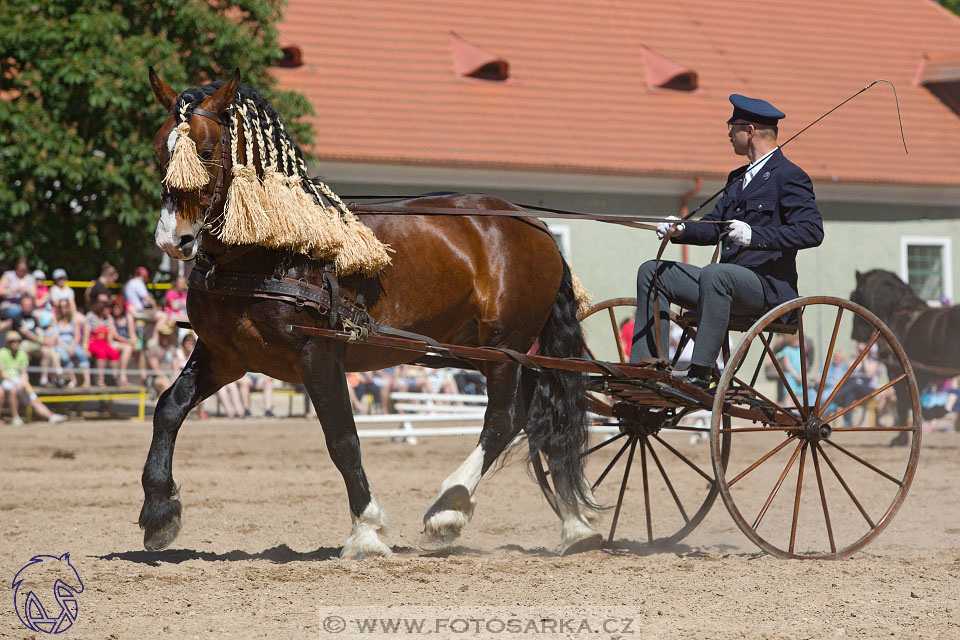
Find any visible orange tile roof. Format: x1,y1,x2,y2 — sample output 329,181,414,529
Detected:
274,0,960,187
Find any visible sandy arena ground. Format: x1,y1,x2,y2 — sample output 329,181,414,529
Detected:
2,416,959,639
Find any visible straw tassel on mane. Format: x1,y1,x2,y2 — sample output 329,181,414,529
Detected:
163,122,208,191
172,83,393,275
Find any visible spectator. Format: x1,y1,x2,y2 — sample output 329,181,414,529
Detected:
123,266,157,314
32,270,49,308
9,294,43,364
237,373,275,418
619,317,634,360
216,381,244,418
35,308,62,387
163,275,189,326
146,324,177,395
0,257,37,321
86,263,118,308
54,299,91,388
1,331,67,425
85,300,121,386
109,295,138,386
49,269,77,315
354,371,391,413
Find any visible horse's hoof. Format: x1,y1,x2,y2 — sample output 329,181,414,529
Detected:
143,515,182,551
561,533,603,556
419,485,474,551
417,524,463,552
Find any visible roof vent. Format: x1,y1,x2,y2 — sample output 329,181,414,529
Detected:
915,54,960,116
641,46,698,92
277,45,303,68
449,31,509,81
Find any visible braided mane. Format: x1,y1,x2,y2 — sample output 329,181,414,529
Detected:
170,81,391,276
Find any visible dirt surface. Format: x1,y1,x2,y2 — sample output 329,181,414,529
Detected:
2,417,959,639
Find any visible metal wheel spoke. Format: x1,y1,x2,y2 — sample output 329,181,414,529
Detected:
811,446,836,554
663,424,712,433
797,310,811,417
816,443,876,529
814,307,844,414
730,375,803,426
652,434,714,484
647,440,690,525
609,307,627,363
822,374,906,424
640,439,653,542
608,438,638,543
789,443,808,554
829,426,913,432
728,436,797,487
752,441,804,531
820,330,882,413
757,333,807,419
591,436,633,491
720,426,796,433
583,431,628,457
823,439,903,486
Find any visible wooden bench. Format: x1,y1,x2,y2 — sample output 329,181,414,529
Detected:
28,386,148,421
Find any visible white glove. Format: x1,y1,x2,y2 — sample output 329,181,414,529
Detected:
657,216,685,240
728,220,752,246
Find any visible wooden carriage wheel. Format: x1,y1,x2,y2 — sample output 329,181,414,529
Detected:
710,297,922,559
533,298,727,549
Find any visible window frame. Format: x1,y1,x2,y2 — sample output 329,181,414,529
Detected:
899,235,953,305
546,223,571,261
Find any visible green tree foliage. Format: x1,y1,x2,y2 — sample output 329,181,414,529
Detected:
943,0,959,16
0,0,315,279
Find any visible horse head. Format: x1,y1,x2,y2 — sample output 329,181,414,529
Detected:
150,68,240,260
850,269,927,341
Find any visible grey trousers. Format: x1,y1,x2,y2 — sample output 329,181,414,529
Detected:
629,260,766,368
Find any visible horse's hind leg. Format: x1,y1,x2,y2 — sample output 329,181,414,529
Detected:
301,343,391,559
139,340,240,551
419,362,527,551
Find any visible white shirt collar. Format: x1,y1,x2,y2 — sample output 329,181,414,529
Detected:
742,147,778,188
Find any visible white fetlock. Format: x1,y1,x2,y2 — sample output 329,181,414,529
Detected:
341,498,392,559
557,484,603,556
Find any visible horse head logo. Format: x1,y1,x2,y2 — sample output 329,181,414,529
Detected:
12,553,84,634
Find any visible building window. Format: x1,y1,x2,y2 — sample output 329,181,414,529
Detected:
900,236,952,304
547,224,571,260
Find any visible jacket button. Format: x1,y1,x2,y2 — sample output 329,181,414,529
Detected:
757,204,763,210
735,207,741,213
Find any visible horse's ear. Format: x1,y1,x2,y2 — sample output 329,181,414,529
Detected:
149,67,179,112
199,69,241,117
855,270,863,285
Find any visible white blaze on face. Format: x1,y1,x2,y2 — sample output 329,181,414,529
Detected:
166,127,179,154
155,192,200,260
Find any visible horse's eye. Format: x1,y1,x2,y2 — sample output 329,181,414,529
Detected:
198,148,215,161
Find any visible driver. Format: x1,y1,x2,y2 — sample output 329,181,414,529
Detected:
628,94,824,388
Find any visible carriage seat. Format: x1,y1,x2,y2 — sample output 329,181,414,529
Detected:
672,311,798,335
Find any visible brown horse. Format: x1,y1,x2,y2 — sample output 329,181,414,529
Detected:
140,69,602,557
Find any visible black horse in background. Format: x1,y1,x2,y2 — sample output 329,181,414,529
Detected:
850,269,960,442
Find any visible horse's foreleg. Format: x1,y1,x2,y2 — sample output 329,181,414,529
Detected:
302,344,390,559
419,362,527,551
139,341,239,551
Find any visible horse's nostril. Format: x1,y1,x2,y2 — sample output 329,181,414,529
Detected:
179,235,195,249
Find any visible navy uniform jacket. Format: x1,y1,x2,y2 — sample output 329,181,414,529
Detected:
677,148,824,308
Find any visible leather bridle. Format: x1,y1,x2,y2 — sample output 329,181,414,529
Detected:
162,106,232,236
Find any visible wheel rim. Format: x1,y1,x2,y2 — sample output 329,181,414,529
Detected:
710,297,922,559
533,299,725,548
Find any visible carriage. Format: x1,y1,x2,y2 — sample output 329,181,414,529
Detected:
291,292,923,560
142,69,922,561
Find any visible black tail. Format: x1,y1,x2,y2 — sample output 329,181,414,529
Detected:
525,260,593,509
